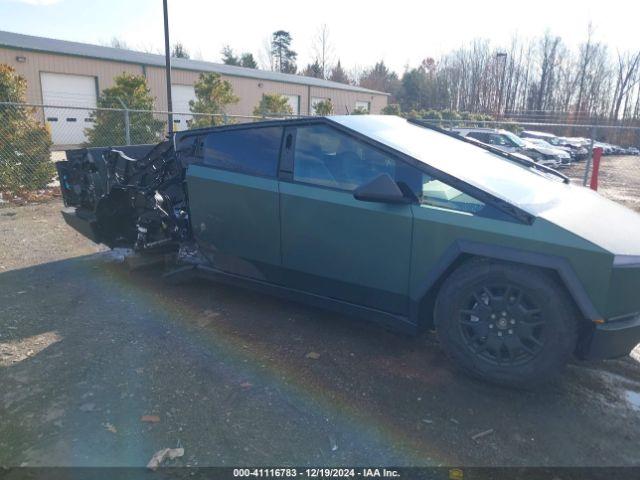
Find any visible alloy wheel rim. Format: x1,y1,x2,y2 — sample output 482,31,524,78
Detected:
458,284,546,366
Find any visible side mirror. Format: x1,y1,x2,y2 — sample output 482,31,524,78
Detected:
353,173,411,204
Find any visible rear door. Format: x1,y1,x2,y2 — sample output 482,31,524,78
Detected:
278,123,420,316
186,126,284,282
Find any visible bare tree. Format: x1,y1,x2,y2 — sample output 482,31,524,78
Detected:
311,24,334,79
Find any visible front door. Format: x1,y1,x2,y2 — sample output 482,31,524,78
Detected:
279,123,420,315
186,125,284,282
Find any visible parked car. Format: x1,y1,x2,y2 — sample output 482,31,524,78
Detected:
521,138,572,166
56,115,640,388
519,130,576,160
549,136,591,160
453,128,562,168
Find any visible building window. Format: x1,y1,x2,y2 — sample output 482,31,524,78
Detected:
310,97,329,115
203,127,283,177
284,94,300,115
355,101,370,112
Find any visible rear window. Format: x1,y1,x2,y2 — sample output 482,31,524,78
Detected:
203,127,283,177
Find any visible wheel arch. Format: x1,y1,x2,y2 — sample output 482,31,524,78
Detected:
410,240,601,332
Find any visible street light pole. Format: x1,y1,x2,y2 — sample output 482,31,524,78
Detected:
163,0,173,135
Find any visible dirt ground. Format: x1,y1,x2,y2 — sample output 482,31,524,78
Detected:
1,157,640,468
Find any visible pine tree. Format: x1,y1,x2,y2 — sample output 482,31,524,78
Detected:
0,64,54,194
84,73,165,146
189,72,239,127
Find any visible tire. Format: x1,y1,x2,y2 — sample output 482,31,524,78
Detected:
434,258,579,388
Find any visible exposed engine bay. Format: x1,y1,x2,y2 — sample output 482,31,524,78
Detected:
56,141,191,253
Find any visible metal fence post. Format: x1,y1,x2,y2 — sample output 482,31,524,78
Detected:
583,125,597,186
116,98,131,145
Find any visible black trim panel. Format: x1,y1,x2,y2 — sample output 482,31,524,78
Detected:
579,314,640,360
165,264,417,334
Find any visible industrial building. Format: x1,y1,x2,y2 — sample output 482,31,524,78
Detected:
0,30,388,145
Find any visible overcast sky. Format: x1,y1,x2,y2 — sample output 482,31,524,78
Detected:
1,0,639,73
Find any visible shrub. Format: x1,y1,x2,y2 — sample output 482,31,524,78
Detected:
189,72,239,128
0,64,54,194
381,103,401,116
313,99,333,116
253,94,293,117
84,73,165,146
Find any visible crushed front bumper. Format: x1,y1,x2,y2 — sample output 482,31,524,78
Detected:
61,207,100,244
580,314,640,360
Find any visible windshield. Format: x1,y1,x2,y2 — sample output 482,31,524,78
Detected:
330,116,571,213
503,131,526,147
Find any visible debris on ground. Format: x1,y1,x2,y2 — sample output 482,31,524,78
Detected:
240,382,253,389
141,415,161,423
305,352,321,359
328,434,338,452
471,429,495,441
103,422,117,433
146,447,184,470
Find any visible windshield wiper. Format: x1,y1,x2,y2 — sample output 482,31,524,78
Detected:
408,119,571,184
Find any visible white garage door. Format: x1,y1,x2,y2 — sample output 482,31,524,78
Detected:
171,84,196,130
40,73,97,146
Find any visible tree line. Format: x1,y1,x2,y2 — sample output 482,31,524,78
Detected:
207,25,640,124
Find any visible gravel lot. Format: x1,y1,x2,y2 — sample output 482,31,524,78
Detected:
1,157,640,468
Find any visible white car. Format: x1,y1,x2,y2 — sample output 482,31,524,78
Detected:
522,138,572,165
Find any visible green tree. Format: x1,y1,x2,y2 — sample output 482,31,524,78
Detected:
240,53,257,69
222,47,257,69
271,30,297,74
314,99,333,115
381,103,401,115
253,93,293,117
221,45,240,65
302,60,324,79
84,73,164,146
172,42,190,59
0,64,54,194
360,61,400,97
329,60,350,84
189,72,239,127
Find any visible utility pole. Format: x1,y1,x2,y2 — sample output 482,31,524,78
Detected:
163,0,173,135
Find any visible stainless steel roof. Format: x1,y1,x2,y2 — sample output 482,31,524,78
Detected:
0,30,388,96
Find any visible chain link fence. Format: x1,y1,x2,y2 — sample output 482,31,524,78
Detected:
0,101,300,200
1,101,639,211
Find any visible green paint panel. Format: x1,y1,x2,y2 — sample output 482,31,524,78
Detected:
186,165,281,280
279,181,413,314
409,204,613,315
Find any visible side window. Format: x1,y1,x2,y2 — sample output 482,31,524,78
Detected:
420,175,486,214
293,124,422,194
467,132,488,143
203,127,283,177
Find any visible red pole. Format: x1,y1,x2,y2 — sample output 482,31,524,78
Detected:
590,147,603,191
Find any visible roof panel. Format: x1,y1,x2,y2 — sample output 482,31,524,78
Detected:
0,30,388,96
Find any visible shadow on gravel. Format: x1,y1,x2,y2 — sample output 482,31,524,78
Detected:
1,252,640,467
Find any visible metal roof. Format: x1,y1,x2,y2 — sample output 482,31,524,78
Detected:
0,30,388,96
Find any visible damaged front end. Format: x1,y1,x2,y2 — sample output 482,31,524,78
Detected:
56,141,190,253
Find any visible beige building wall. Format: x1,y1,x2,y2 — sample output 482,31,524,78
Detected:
0,46,388,116
0,47,143,105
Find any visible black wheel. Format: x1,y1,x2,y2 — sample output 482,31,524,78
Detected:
434,259,579,388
